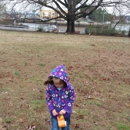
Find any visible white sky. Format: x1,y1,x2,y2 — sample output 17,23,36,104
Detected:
6,0,130,15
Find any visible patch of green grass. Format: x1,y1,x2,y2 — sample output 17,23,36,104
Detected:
94,100,102,106
30,75,35,80
78,83,83,88
24,62,28,66
120,84,128,88
86,100,102,106
87,100,93,105
14,71,20,76
37,54,40,57
14,111,21,117
117,123,130,130
78,109,88,115
5,118,14,123
36,79,42,85
30,100,46,110
38,63,45,66
92,115,99,121
0,86,10,93
119,84,130,94
92,76,97,80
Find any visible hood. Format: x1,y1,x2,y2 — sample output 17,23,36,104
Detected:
49,64,69,86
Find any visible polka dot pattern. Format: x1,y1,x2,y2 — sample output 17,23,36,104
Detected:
49,64,69,86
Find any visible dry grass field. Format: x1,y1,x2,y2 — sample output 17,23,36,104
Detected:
0,30,130,130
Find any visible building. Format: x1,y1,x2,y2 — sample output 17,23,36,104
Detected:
40,9,58,19
40,9,67,20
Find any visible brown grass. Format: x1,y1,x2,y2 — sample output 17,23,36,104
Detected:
0,30,130,130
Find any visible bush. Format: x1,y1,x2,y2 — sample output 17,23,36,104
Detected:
85,24,103,35
101,28,116,36
37,27,43,32
121,30,126,35
85,24,117,36
128,28,130,37
85,27,89,34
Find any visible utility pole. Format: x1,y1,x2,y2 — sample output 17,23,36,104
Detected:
102,9,105,24
32,10,36,30
32,10,36,23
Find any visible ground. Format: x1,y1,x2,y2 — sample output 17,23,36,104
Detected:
0,30,130,130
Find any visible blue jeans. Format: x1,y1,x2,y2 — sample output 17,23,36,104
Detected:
51,116,70,130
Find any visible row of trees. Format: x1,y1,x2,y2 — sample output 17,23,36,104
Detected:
1,0,130,33
88,8,112,23
0,2,6,18
88,8,130,25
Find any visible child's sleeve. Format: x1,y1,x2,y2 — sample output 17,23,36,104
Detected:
64,85,76,114
46,85,54,112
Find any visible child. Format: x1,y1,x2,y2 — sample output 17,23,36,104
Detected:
44,64,76,130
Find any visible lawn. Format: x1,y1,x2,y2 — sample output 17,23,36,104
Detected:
0,30,130,130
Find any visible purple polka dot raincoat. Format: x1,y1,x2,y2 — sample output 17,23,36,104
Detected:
46,64,76,117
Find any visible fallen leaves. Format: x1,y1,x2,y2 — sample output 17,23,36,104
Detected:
75,124,80,129
26,124,36,130
0,31,130,130
76,114,84,120
125,103,130,108
19,118,24,123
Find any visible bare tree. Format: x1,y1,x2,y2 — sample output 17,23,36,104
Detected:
0,2,6,19
110,1,130,29
1,0,130,33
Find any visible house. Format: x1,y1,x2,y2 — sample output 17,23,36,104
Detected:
40,9,58,19
125,15,130,23
40,9,67,20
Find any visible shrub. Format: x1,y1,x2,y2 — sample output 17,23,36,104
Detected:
128,28,130,37
37,27,43,32
85,27,89,34
101,28,116,36
85,24,117,36
121,30,126,35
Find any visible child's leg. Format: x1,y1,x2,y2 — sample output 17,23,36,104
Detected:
51,116,60,130
62,116,71,130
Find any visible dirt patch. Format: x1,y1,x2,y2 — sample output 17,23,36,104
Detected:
0,118,7,130
0,72,12,79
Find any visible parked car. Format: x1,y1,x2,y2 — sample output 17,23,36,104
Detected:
49,25,59,32
42,25,59,32
43,26,49,32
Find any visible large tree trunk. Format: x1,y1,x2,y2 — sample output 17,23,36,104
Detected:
128,28,130,37
66,20,75,33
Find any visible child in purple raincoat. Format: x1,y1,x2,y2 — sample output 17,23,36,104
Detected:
44,64,76,130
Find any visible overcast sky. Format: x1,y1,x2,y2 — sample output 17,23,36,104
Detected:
6,0,130,15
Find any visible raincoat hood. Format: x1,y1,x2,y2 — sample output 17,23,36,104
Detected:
49,64,69,86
